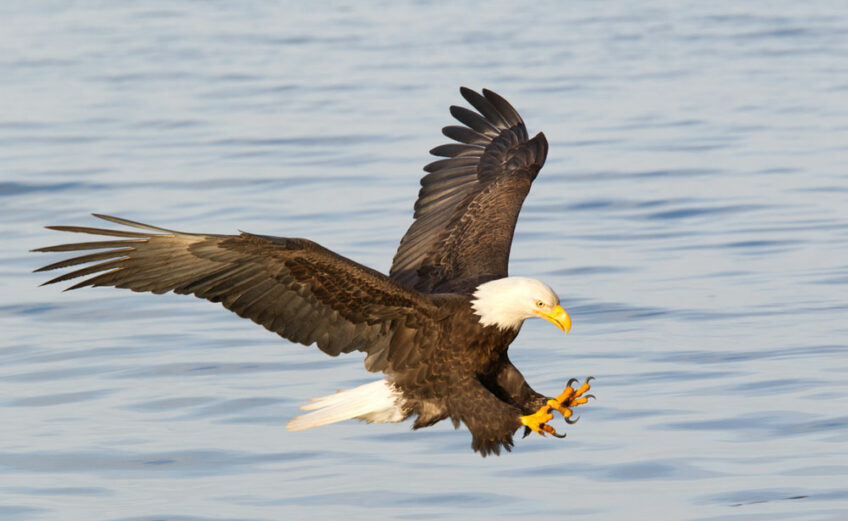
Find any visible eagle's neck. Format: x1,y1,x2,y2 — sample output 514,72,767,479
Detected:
470,277,537,331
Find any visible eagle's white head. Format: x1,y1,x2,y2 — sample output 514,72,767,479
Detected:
470,276,571,332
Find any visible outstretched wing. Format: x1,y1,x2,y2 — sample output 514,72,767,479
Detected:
390,87,548,294
33,214,440,372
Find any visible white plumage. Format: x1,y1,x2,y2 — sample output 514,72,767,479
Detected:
286,379,406,431
471,277,560,330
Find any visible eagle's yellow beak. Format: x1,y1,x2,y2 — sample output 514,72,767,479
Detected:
538,304,571,334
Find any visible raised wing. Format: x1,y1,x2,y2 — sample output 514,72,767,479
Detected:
390,87,548,294
33,214,441,372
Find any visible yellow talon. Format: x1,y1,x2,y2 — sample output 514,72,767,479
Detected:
555,387,575,403
549,377,594,420
520,404,554,436
547,398,573,419
520,377,595,439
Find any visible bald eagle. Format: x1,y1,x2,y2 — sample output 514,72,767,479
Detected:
34,87,593,456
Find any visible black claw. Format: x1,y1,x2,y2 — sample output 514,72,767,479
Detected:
566,377,578,388
585,376,595,384
565,415,581,424
550,431,567,439
585,394,596,401
522,426,532,439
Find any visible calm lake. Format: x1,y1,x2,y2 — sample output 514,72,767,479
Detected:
1,2,847,520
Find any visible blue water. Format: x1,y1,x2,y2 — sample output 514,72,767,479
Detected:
2,2,847,520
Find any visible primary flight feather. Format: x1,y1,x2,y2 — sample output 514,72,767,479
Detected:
35,87,593,456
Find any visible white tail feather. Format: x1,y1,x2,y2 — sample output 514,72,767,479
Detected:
286,380,406,431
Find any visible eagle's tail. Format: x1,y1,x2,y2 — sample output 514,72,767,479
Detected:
286,379,406,431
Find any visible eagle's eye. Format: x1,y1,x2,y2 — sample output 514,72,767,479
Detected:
536,300,545,308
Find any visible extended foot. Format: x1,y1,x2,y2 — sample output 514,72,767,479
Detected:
520,404,564,438
547,377,594,423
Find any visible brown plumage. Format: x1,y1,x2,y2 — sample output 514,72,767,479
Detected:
391,87,547,293
34,87,580,456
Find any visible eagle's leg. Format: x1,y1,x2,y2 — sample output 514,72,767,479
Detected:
547,376,594,423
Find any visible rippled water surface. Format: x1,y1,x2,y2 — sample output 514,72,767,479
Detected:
2,2,847,520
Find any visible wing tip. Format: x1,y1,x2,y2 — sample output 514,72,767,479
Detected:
458,86,480,105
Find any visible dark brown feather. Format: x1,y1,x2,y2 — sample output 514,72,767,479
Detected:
390,87,548,293
33,215,442,370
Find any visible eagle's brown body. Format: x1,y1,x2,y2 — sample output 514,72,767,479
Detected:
389,298,547,454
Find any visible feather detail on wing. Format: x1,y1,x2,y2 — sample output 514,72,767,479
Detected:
390,87,548,293
33,214,440,372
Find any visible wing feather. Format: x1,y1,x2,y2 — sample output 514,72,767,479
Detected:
480,88,525,130
449,106,501,136
441,126,490,145
34,215,442,372
457,87,509,128
420,165,477,185
35,249,131,274
390,87,548,293
422,156,479,173
429,143,485,158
